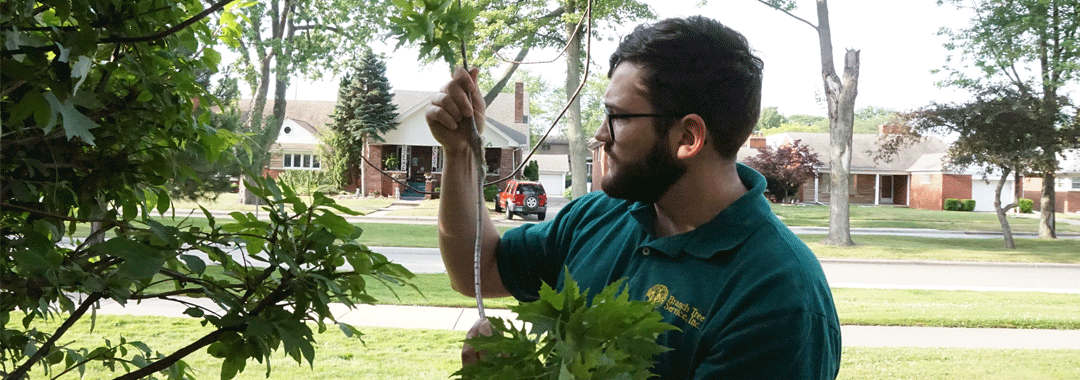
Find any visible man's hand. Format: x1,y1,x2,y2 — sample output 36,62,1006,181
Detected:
461,317,493,366
426,66,486,154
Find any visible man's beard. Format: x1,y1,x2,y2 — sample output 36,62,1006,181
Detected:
601,138,688,203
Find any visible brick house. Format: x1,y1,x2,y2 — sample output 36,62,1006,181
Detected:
589,125,1080,213
245,82,531,199
1020,150,1080,213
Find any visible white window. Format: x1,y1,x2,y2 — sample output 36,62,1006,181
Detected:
283,153,320,169
1072,177,1080,190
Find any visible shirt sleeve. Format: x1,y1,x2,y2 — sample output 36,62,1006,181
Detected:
692,309,842,379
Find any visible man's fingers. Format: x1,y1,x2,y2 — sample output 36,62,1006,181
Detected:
462,318,493,366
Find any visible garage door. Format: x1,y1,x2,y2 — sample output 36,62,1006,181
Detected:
970,179,1015,212
539,173,566,197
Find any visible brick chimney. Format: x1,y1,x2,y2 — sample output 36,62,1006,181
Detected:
879,123,906,135
746,133,766,149
514,81,524,123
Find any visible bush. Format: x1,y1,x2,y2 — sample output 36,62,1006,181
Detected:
1019,198,1034,213
484,184,499,202
563,187,573,201
944,198,961,211
960,199,976,212
523,160,539,181
277,170,336,195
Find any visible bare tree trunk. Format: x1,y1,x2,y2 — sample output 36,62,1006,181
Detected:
993,166,1016,249
565,3,588,198
815,0,858,247
1040,171,1057,238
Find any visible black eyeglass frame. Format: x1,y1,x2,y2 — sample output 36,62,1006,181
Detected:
603,108,684,143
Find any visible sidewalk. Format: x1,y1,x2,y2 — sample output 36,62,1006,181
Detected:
91,295,1080,350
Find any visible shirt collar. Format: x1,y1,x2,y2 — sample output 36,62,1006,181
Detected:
629,163,772,259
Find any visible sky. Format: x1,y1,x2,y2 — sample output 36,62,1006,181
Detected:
280,0,978,117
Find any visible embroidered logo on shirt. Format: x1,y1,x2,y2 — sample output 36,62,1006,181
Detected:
648,284,705,328
646,284,669,305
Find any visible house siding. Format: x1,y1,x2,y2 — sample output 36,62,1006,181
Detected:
943,174,972,204
907,173,970,210
1021,177,1080,213
909,174,940,210
851,174,876,204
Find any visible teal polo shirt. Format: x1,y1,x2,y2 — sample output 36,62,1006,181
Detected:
497,164,841,379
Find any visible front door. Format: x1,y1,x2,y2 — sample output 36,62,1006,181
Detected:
880,175,894,204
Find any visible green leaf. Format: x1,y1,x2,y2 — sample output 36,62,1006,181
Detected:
44,91,99,145
179,254,206,275
137,90,154,102
93,238,166,280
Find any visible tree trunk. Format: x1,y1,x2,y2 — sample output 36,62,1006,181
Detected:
1040,170,1057,238
993,166,1015,249
815,0,857,247
565,4,588,198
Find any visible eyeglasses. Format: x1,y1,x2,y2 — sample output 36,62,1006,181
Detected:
603,108,683,143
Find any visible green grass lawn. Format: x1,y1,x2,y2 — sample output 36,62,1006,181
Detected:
21,314,1080,380
799,235,1080,264
129,216,1080,263
142,269,1079,330
171,192,400,215
771,203,1080,234
170,191,1080,234
365,275,1080,330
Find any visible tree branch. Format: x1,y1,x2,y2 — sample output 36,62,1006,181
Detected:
110,324,245,380
754,0,818,30
2,0,239,57
104,0,240,43
6,293,105,380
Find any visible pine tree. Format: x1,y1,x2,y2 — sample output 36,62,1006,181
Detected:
327,51,400,188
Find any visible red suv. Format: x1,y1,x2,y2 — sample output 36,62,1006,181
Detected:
495,180,547,220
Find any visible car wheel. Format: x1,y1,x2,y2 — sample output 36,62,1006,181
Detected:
505,206,513,220
536,212,546,221
524,196,539,208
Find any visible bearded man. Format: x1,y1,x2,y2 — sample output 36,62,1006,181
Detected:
426,16,841,379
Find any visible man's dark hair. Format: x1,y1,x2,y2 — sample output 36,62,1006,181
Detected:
609,16,763,160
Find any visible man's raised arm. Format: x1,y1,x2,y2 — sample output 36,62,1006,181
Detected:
425,67,510,298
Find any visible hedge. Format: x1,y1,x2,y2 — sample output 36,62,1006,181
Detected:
1019,198,1034,213
944,198,961,211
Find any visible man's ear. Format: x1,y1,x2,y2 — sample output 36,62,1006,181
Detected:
675,114,707,160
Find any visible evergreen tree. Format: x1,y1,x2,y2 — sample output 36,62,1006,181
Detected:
327,51,400,188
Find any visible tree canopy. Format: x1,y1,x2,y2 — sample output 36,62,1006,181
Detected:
324,51,399,188
744,139,823,203
879,86,1049,248
937,0,1080,238
2,1,412,379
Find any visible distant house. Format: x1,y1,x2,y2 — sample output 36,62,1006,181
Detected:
767,128,949,208
1020,149,1080,213
587,125,1059,212
528,135,571,194
241,82,531,199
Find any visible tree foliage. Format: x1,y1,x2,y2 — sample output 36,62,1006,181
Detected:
229,0,386,203
743,140,823,203
878,86,1070,248
1,1,412,379
454,275,676,380
325,51,399,189
937,0,1080,238
757,107,897,135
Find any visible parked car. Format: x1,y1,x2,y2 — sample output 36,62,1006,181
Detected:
495,180,547,220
